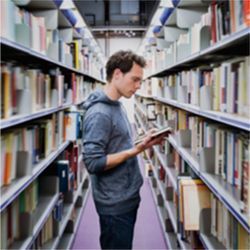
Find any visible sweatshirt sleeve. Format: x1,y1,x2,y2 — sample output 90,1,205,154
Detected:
82,112,112,174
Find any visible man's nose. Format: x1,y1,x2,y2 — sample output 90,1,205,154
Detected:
135,82,141,90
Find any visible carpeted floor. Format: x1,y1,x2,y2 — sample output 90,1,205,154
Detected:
71,156,167,250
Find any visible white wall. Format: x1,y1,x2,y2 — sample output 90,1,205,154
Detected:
97,37,142,123
97,37,141,56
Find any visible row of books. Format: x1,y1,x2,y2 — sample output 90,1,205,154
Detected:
80,45,105,80
210,192,247,249
1,112,64,187
1,0,75,68
0,0,104,80
33,213,54,248
1,146,87,250
1,180,39,249
0,108,85,187
144,0,249,75
1,63,98,120
1,65,65,119
177,176,249,249
142,56,250,118
134,100,249,219
161,106,249,191
61,143,83,191
210,0,250,44
1,0,47,54
146,142,249,249
148,145,203,248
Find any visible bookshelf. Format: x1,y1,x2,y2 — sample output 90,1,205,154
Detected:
0,0,104,249
1,140,70,212
146,27,249,79
136,94,250,131
0,37,105,84
136,0,249,249
0,103,72,129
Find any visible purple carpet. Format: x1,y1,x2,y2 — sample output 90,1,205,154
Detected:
71,157,167,249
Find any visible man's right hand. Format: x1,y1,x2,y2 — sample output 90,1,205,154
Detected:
135,128,170,153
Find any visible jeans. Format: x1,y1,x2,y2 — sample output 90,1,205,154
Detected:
99,207,138,249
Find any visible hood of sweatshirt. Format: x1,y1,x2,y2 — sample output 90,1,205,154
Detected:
83,89,120,110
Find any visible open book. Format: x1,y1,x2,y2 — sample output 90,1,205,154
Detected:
134,126,172,145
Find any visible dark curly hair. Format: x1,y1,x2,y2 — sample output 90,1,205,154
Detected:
106,50,146,82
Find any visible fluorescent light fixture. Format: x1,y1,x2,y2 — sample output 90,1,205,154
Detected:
59,0,75,9
150,7,164,26
72,9,87,28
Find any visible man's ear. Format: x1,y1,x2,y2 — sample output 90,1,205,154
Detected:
113,68,122,80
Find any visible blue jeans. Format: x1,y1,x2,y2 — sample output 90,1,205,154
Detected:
99,207,138,249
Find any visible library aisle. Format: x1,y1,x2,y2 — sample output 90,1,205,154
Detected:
72,157,168,249
1,0,250,249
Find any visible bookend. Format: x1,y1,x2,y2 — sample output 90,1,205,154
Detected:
64,191,74,204
157,192,164,207
199,208,211,235
176,129,191,147
16,151,32,177
82,178,89,190
16,89,32,115
165,186,173,201
75,196,83,208
151,177,157,188
198,147,215,173
200,85,212,110
65,219,74,234
199,208,226,249
165,218,174,232
200,26,211,51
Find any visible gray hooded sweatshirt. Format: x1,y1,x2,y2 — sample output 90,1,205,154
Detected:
82,90,143,215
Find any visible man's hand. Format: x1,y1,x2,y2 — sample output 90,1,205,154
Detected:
105,129,171,171
135,128,170,153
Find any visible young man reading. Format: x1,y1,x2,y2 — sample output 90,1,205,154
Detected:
82,50,168,249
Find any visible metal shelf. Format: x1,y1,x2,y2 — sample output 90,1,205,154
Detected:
153,147,177,192
135,108,250,233
0,37,105,84
0,141,70,212
168,135,250,233
154,96,250,131
0,103,72,130
148,178,179,250
41,178,89,250
135,94,250,131
146,28,250,78
199,233,226,250
10,193,59,250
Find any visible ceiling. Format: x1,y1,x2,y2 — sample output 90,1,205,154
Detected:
74,0,159,38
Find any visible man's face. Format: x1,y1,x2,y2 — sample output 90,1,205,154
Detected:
113,63,143,98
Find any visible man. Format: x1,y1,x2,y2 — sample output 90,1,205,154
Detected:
82,50,168,249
